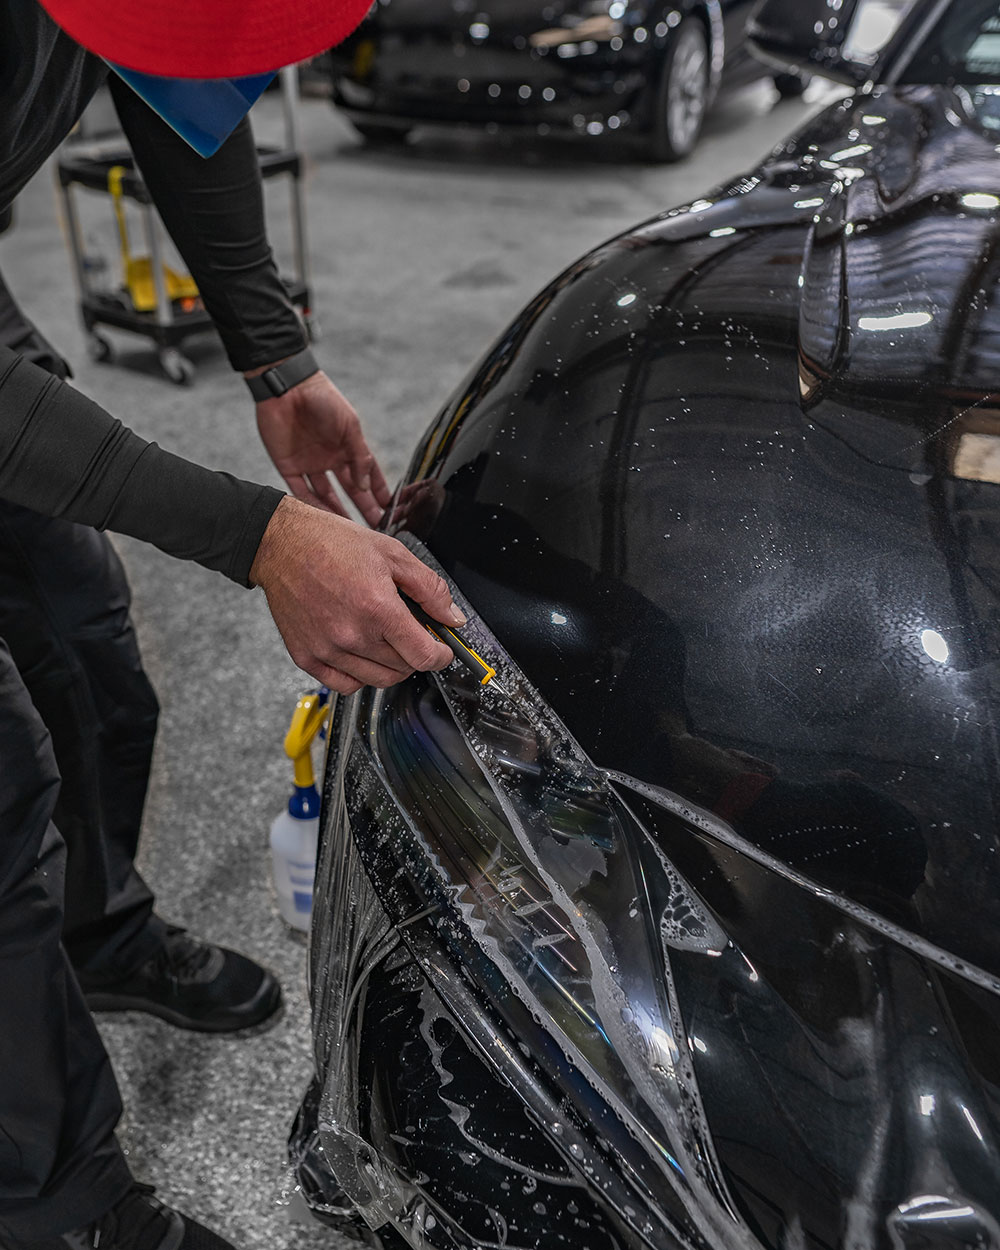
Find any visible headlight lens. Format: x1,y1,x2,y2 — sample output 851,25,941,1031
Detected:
347,538,751,1239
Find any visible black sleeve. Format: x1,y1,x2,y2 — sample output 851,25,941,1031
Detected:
0,346,283,585
108,75,308,374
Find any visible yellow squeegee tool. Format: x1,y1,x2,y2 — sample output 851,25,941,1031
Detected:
107,164,200,314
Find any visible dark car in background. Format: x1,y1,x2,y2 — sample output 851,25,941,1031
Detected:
329,0,807,161
293,1,1000,1246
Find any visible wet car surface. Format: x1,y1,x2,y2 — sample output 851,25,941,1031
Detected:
328,0,805,161
294,2,1000,1246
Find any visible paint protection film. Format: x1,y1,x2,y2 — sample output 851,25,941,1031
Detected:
311,538,766,1248
308,540,1000,1249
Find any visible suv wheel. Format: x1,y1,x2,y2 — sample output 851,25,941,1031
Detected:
649,16,710,162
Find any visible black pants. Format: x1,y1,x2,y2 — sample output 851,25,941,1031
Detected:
0,270,156,1238
0,643,133,1240
0,503,166,979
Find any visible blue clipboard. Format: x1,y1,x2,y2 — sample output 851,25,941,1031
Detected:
108,64,277,157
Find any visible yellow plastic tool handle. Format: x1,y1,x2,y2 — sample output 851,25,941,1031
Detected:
107,165,133,272
283,692,331,788
402,595,497,686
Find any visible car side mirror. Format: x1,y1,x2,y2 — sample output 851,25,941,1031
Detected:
747,0,871,86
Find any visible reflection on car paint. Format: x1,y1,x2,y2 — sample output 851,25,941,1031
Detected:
299,11,1000,1242
359,547,755,1245
393,83,1000,992
306,556,1000,1246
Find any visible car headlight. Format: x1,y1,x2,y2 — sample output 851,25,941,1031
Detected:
331,535,756,1242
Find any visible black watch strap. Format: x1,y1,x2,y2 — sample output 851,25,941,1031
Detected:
245,346,320,401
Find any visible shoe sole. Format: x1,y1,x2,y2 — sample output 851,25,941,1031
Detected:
84,974,283,1033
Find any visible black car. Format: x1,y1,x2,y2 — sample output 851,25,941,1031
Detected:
293,1,1000,1246
329,0,807,161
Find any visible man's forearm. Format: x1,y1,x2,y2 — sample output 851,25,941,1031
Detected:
0,347,282,584
109,75,307,374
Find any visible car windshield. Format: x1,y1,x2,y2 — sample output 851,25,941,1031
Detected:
898,0,1000,84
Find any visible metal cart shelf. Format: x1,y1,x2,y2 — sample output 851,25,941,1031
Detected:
55,73,313,385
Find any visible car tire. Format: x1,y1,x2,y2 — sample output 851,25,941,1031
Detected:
351,120,413,146
648,16,710,162
773,71,809,98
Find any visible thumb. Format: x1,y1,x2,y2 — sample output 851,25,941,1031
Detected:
392,549,466,628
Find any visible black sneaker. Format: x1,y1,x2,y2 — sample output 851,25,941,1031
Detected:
80,926,281,1033
16,1184,235,1250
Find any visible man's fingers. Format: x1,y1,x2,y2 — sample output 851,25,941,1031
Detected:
337,425,393,518
379,597,455,673
332,461,386,527
254,499,464,692
395,616,456,673
339,426,378,496
367,460,392,509
334,651,417,689
307,470,350,515
306,663,364,696
292,464,382,526
302,645,418,690
351,488,387,529
328,635,420,676
392,551,466,629
283,472,312,502
285,472,349,517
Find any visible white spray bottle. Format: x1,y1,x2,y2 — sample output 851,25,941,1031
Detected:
270,688,330,931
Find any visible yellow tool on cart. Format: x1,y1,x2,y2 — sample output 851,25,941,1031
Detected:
55,66,314,385
107,165,199,315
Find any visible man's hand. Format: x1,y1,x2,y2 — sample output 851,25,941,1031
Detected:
254,370,391,525
250,496,464,694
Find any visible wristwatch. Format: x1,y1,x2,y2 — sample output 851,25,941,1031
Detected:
244,346,320,401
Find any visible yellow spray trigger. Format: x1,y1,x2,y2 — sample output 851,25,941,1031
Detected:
283,692,331,789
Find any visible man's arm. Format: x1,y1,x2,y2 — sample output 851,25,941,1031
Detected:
108,77,302,374
0,345,278,583
0,346,462,691
108,78,390,522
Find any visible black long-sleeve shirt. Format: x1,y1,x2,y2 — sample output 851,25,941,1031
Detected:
0,0,305,584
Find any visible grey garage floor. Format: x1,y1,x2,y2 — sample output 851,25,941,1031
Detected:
1,78,829,1249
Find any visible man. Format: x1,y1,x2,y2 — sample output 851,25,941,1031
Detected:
0,0,463,1247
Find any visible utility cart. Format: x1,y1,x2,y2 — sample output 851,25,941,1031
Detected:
55,68,313,385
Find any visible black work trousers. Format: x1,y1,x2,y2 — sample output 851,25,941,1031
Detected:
0,643,133,1240
0,269,158,1238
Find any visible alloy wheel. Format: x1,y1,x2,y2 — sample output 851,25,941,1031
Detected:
664,20,709,156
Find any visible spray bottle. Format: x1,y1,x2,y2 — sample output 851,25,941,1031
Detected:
270,688,330,931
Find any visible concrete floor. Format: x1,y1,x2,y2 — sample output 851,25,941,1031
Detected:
0,78,831,1249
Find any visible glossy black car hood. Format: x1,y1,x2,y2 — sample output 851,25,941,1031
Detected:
392,84,1000,993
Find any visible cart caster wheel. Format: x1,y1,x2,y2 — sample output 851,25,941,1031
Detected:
87,332,114,364
159,348,194,385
